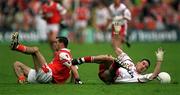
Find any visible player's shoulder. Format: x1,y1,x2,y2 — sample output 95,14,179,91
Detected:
59,48,71,53
109,3,114,10
120,3,127,9
58,48,72,60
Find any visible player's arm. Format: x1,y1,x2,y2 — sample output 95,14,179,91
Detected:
122,8,131,21
59,52,82,84
149,48,164,80
56,3,67,25
138,48,164,82
69,65,82,84
56,3,67,16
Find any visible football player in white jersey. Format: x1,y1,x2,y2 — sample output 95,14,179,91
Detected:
71,47,164,84
109,0,131,48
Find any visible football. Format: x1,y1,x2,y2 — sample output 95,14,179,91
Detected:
157,72,171,83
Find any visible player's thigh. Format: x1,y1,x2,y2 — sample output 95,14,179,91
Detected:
98,69,112,84
32,53,48,69
15,61,31,76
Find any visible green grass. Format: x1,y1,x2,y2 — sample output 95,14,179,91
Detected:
0,42,180,95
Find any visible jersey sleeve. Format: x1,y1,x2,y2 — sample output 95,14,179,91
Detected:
59,52,72,67
123,8,131,21
116,52,135,71
138,73,153,82
115,73,153,83
115,77,139,83
56,4,67,15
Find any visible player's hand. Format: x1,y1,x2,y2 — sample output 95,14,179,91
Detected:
75,78,83,84
156,48,164,61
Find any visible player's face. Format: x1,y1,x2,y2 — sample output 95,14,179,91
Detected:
136,60,149,74
51,40,58,51
53,39,63,51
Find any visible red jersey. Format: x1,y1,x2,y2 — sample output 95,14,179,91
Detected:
48,48,72,83
75,7,90,21
42,2,66,24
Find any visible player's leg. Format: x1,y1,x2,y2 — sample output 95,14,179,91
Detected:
12,45,47,70
48,31,58,51
28,48,52,83
98,60,119,84
13,61,31,83
71,55,114,65
98,62,113,84
93,55,114,63
111,25,123,51
120,24,131,47
47,24,59,51
32,51,49,72
112,35,121,51
10,32,41,54
11,32,50,77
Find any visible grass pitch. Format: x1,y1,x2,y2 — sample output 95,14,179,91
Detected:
0,42,179,95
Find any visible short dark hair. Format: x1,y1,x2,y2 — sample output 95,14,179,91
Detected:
141,58,151,68
56,36,68,48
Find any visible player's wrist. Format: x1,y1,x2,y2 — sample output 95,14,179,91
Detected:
74,78,83,84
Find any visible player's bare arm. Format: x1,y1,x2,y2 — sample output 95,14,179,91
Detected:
70,65,82,84
149,48,164,80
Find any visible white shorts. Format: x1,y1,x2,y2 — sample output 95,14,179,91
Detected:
27,66,53,83
75,20,88,30
47,24,59,33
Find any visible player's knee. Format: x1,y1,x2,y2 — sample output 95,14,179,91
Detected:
33,47,39,53
13,61,21,67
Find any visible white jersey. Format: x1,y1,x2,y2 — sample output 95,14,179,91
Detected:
109,3,131,35
109,3,131,20
115,53,152,83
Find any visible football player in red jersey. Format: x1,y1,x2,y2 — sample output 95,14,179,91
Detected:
41,0,67,51
11,32,82,84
